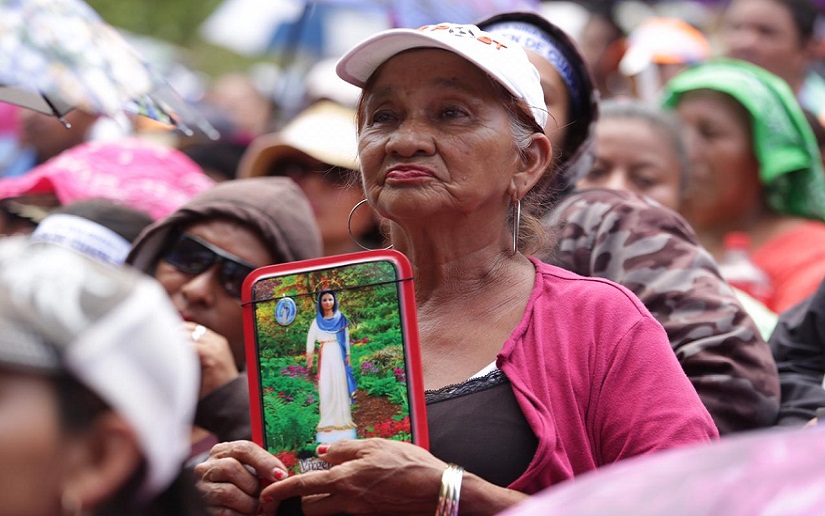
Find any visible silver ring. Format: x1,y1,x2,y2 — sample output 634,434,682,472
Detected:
191,324,207,342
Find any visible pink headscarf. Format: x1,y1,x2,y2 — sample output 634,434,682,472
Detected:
0,137,214,220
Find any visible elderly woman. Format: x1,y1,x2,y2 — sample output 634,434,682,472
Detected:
127,177,322,448
479,11,780,434
195,23,717,514
0,238,201,515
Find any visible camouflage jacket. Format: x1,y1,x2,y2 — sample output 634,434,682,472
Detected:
539,188,780,434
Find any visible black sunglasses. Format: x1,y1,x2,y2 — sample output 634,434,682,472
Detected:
161,233,256,299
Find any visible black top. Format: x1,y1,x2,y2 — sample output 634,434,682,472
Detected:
426,369,538,487
769,277,825,425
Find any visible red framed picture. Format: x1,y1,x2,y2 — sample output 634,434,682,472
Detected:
242,249,428,474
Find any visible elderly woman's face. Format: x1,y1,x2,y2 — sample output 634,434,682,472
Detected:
0,370,66,515
154,219,275,367
358,49,522,221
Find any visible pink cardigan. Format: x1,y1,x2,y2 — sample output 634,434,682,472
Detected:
500,259,719,494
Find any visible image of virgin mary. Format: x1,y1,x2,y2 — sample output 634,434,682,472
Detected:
305,289,358,443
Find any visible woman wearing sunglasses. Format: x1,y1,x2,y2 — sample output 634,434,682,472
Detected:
127,177,323,451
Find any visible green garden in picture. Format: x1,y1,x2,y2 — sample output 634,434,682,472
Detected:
251,260,412,473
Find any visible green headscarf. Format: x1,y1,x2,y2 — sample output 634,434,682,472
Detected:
661,59,825,221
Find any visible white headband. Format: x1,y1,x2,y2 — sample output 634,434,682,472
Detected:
30,214,132,266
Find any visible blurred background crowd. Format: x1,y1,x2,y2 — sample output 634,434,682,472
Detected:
6,0,825,513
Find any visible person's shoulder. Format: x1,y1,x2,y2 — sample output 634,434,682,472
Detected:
541,188,703,276
530,258,649,316
792,220,825,237
560,187,649,207
549,188,691,230
758,220,825,256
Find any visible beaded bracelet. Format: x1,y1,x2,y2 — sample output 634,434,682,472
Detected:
435,463,464,516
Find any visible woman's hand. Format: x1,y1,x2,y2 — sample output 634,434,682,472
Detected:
184,322,240,399
194,440,288,515
260,438,446,515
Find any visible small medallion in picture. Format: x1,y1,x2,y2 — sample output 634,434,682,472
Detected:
274,297,297,326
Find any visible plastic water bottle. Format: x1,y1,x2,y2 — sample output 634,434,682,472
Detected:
717,232,774,306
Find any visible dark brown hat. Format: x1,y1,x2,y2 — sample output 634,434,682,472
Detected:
127,177,323,272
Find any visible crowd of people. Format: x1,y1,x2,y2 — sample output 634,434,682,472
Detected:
4,0,825,514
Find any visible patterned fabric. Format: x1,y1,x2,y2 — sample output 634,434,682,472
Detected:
540,188,781,434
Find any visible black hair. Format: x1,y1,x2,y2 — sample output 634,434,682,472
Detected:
0,199,41,235
776,0,818,42
317,289,339,314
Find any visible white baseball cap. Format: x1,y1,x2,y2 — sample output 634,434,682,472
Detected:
0,237,199,500
336,23,548,129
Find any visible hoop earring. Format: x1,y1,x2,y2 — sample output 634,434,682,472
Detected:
347,199,393,251
512,197,521,255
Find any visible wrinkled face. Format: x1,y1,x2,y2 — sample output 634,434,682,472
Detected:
675,90,762,229
320,293,335,316
722,0,808,87
580,117,684,211
0,370,66,515
526,50,570,149
154,219,275,368
357,49,521,223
